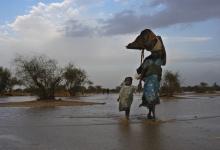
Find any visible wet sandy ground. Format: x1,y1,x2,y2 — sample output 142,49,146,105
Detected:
0,94,220,150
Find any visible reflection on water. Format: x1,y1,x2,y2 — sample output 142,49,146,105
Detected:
0,96,37,103
116,118,163,150
140,122,162,150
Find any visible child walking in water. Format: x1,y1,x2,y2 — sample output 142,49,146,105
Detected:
117,77,136,120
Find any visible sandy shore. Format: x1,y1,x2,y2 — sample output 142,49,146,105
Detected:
0,99,105,107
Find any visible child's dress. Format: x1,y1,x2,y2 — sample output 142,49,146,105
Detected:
118,85,136,111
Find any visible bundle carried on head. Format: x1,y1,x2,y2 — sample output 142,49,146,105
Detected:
126,29,166,66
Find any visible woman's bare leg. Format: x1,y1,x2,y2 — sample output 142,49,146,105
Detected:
152,105,156,119
147,106,153,119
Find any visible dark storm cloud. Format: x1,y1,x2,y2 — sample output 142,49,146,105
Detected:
101,0,220,35
100,10,147,35
64,20,95,37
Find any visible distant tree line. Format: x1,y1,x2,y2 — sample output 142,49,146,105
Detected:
182,82,220,93
1,55,219,100
0,54,120,100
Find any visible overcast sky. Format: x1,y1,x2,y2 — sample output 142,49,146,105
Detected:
0,0,220,88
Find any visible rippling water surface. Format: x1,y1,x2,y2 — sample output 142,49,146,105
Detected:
0,94,220,150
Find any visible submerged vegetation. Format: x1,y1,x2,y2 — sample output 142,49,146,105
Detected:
160,70,181,97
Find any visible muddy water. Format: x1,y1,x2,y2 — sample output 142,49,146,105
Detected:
0,94,220,150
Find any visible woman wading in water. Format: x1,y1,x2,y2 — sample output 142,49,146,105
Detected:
127,29,166,119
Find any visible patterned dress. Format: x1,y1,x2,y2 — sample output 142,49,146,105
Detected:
139,57,163,107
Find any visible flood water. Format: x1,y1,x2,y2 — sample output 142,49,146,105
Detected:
0,94,220,150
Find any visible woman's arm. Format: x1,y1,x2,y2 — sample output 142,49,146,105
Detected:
137,60,150,81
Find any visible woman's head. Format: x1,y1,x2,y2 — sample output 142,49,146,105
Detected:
124,77,133,86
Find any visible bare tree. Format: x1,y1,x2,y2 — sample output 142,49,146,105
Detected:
14,55,63,100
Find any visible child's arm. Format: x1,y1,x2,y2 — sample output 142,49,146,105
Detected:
133,85,138,93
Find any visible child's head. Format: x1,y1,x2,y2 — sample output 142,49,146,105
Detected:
124,77,132,86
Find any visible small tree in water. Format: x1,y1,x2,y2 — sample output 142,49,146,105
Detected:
0,67,20,95
63,63,89,96
0,67,11,95
14,55,63,100
160,70,181,97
